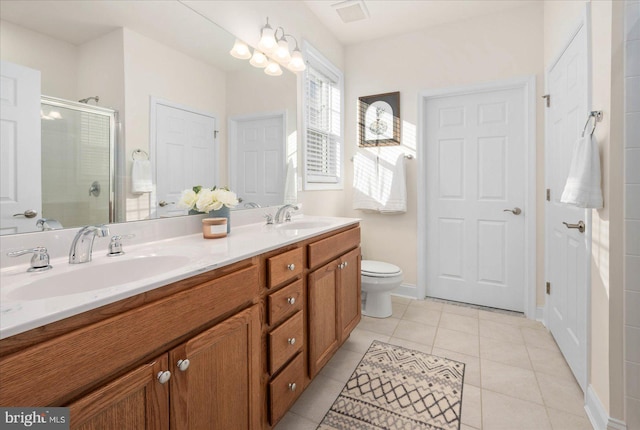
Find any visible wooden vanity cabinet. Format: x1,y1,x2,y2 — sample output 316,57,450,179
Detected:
68,305,261,430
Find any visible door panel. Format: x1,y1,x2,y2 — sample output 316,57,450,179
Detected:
426,86,526,311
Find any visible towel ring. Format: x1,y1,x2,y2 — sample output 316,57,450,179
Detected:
581,111,603,138
132,149,149,161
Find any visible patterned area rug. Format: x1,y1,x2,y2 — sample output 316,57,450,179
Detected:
317,341,465,430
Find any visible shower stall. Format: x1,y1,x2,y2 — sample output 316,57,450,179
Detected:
40,96,116,229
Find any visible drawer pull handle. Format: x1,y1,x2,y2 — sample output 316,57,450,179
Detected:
157,370,171,384
177,359,190,372
287,263,295,271
287,297,296,305
288,337,296,345
288,382,297,391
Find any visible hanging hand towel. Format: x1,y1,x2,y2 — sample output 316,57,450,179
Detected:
379,153,407,214
284,159,298,204
560,134,603,208
352,152,380,211
131,159,153,193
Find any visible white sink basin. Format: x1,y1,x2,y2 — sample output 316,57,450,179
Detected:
276,221,332,230
6,255,192,301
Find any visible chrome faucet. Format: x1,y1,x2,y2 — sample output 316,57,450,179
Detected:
69,225,110,264
274,204,299,223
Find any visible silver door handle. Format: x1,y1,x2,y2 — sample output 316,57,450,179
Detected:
503,207,522,215
563,220,585,233
13,209,38,218
158,200,174,207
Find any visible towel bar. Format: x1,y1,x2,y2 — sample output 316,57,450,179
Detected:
350,154,413,162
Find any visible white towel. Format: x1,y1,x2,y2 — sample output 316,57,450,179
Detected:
560,134,603,208
352,152,407,214
131,159,153,193
284,159,297,204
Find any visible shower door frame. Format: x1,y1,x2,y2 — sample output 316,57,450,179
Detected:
41,95,117,224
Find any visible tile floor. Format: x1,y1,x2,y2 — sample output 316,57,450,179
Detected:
274,296,593,430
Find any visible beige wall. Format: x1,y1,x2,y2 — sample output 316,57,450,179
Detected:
122,28,227,221
342,3,544,290
544,0,626,421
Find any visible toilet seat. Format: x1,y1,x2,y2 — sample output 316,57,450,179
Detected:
361,260,402,278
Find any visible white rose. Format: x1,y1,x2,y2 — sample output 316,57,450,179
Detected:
195,188,217,212
216,189,239,208
177,189,197,210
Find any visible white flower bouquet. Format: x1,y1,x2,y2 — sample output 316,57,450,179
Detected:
177,185,239,213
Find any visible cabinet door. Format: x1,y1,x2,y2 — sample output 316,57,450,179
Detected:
338,247,361,342
68,356,169,430
169,305,261,430
308,260,340,378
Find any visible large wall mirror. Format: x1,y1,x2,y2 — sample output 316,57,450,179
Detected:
0,0,298,236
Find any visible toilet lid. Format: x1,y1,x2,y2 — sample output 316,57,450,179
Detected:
361,260,402,278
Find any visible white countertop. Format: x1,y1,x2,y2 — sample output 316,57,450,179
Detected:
0,216,359,340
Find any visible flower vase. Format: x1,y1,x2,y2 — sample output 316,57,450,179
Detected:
209,206,231,233
188,209,200,216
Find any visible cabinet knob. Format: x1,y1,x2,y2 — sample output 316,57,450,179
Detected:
157,370,171,384
343,261,348,268
287,297,296,305
288,337,296,345
177,359,190,372
288,382,297,391
338,263,344,269
287,263,295,271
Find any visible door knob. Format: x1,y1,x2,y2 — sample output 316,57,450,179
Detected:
287,297,296,305
503,207,522,215
563,220,585,233
158,200,174,207
157,370,171,384
177,359,190,372
13,209,37,218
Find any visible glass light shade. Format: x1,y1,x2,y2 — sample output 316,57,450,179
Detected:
288,48,306,72
274,39,291,63
258,26,277,53
264,61,283,76
229,39,251,59
249,50,268,68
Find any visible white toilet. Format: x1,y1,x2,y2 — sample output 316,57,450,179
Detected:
361,260,403,318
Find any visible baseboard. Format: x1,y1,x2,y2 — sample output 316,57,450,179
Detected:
536,306,546,326
585,385,627,430
392,283,417,299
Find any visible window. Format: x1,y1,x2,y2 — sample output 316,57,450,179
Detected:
302,42,344,190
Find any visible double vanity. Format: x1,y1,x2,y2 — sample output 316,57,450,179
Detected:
0,214,361,429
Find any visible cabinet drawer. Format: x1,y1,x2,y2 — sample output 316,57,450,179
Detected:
268,279,303,326
269,352,304,425
0,265,259,406
308,227,360,269
268,247,303,288
268,311,303,374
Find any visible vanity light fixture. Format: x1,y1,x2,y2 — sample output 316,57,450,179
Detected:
230,17,306,75
230,39,251,59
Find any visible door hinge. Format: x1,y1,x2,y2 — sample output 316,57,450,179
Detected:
546,282,551,295
546,188,551,201
214,130,219,138
542,94,550,107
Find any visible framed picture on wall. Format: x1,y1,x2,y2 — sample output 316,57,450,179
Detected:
358,91,400,147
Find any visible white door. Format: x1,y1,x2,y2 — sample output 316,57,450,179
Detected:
229,114,285,208
545,16,589,391
0,61,41,235
153,102,217,217
425,87,526,312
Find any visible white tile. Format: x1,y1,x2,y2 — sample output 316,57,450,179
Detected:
442,303,480,318
627,326,640,363
521,327,560,351
273,412,318,430
319,347,365,384
480,337,532,369
387,337,433,354
356,316,400,336
482,389,552,430
410,298,445,311
289,374,344,423
341,327,390,355
626,77,640,113
402,305,441,326
461,384,482,429
479,319,524,344
392,319,437,346
626,361,640,399
627,40,640,77
535,372,585,417
434,327,480,357
627,396,640,430
626,185,640,219
627,113,640,148
626,149,640,184
626,220,640,256
439,312,479,335
391,300,409,319
626,256,640,292
480,359,543,404
627,1,640,41
390,294,412,305
527,345,577,382
626,291,640,328
546,407,592,430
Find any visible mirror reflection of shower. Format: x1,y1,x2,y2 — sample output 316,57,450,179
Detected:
78,96,100,104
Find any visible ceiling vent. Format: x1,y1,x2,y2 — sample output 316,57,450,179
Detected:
332,0,370,23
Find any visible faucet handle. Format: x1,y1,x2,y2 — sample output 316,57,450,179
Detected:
7,247,53,272
264,213,274,225
107,234,135,257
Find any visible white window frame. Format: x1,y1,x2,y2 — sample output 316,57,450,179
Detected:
301,40,344,191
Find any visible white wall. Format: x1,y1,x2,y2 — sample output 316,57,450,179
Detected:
342,3,544,289
122,28,227,221
624,1,640,428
